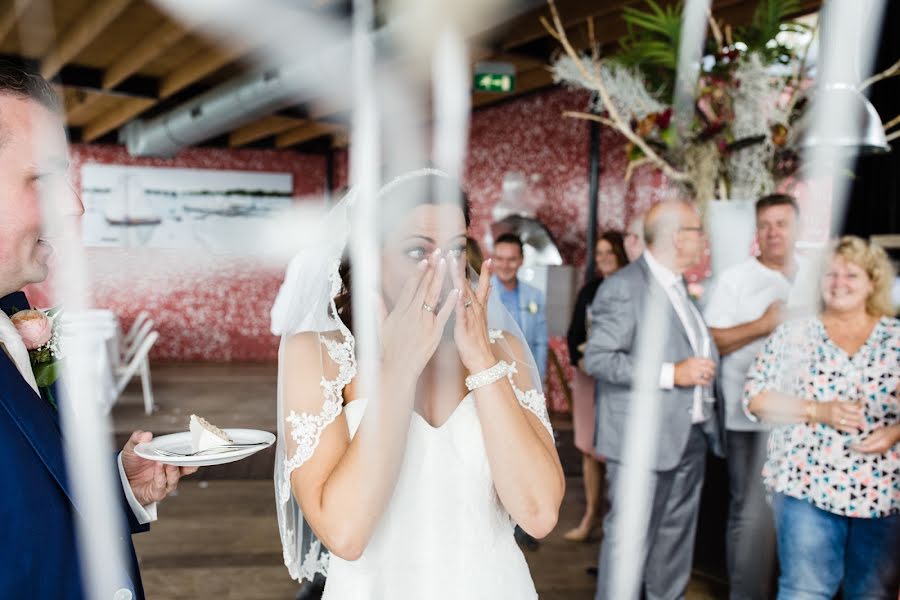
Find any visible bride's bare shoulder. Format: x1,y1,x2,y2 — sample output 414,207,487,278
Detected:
283,330,344,352
283,331,322,354
282,330,351,383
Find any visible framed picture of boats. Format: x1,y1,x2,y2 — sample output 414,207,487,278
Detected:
80,164,294,250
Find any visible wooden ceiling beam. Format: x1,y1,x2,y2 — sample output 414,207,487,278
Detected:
41,0,132,79
330,129,349,149
103,20,186,89
159,41,251,99
82,96,155,142
0,0,34,47
712,0,821,32
498,0,624,50
65,92,106,125
229,115,305,147
275,121,344,148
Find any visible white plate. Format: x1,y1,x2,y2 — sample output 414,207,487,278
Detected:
134,429,276,467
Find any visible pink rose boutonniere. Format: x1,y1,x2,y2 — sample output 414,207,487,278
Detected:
10,308,63,408
687,282,705,302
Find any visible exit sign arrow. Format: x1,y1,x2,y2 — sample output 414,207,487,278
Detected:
473,73,515,93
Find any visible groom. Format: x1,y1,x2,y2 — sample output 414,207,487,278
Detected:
0,63,195,599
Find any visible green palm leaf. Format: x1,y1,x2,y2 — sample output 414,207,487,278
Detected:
739,0,804,55
616,0,682,95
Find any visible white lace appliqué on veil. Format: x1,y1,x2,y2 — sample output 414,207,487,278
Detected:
297,539,331,582
489,330,553,437
278,260,357,576
279,260,357,507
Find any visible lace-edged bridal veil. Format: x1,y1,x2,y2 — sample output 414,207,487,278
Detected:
270,169,553,582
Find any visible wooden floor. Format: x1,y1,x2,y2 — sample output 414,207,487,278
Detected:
115,363,728,599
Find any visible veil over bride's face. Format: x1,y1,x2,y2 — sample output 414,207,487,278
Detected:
380,202,467,312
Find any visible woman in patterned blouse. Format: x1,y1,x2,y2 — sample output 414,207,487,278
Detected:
744,236,899,599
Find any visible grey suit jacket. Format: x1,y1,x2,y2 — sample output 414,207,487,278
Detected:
583,256,725,471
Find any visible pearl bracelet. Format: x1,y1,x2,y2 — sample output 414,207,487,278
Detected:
465,360,515,391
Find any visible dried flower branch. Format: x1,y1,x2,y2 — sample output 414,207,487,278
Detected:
708,10,723,49
539,15,562,43
546,0,690,182
625,157,653,182
563,110,617,129
860,57,900,91
587,17,599,62
882,113,900,133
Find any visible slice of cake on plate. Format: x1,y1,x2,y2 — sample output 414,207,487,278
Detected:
190,414,233,452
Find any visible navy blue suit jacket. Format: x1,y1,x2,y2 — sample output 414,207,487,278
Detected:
0,292,147,599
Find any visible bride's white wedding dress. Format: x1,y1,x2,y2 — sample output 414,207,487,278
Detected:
321,394,539,599
271,170,555,598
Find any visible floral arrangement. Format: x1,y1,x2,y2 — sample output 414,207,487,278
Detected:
543,0,900,203
10,308,63,408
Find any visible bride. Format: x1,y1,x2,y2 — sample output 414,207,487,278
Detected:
271,169,564,599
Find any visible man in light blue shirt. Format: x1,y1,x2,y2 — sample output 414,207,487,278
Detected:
490,233,548,383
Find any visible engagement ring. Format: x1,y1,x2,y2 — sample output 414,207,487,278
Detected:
422,302,435,313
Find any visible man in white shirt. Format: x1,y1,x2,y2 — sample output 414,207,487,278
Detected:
0,63,192,599
703,194,816,600
585,200,724,600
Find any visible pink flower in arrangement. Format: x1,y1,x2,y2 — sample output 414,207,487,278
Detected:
10,310,52,350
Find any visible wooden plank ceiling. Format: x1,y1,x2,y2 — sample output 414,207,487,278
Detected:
0,0,820,153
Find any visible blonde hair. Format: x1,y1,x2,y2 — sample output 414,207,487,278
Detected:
830,236,896,317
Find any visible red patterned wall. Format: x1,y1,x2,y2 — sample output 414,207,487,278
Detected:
27,145,327,361
465,88,674,267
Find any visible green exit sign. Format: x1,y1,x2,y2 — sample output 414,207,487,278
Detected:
474,73,515,93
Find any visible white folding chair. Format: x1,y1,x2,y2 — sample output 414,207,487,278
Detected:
114,330,159,416
122,311,150,349
121,318,155,365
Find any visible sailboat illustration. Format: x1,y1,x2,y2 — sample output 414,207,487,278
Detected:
105,174,162,226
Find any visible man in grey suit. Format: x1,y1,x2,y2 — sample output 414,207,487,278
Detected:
584,200,725,600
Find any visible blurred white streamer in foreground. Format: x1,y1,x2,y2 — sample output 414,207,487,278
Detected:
608,1,709,598
800,0,887,236
348,0,381,427
432,27,471,181
606,297,671,600
37,123,129,598
672,0,712,141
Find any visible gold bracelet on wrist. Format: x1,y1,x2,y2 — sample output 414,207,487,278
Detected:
805,401,817,424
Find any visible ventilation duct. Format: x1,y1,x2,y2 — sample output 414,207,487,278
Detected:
121,27,392,157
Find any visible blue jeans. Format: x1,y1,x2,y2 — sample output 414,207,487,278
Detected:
772,493,900,600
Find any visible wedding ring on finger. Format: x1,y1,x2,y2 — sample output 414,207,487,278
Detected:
422,302,435,313
840,418,847,426
464,299,473,308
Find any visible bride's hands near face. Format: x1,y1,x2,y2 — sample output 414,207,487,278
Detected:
449,257,497,373
380,251,458,374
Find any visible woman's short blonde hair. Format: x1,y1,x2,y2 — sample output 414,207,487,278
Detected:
830,236,896,317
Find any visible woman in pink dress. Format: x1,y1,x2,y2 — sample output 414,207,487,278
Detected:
564,231,629,541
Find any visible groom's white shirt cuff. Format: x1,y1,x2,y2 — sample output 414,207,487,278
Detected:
117,453,158,525
659,363,674,389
